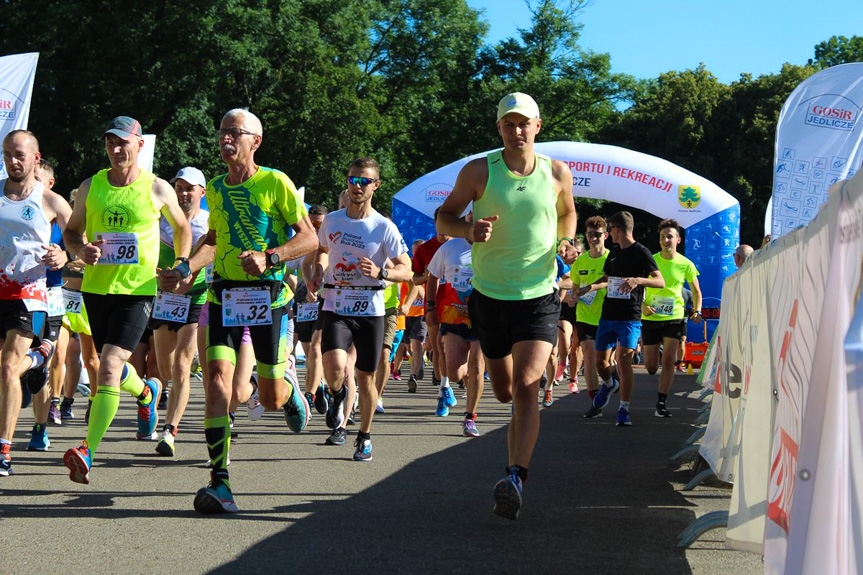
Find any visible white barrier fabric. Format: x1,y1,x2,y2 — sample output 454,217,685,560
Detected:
845,295,863,570
0,52,38,179
701,171,863,572
138,134,156,172
771,63,863,239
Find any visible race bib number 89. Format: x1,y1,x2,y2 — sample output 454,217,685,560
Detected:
333,289,375,317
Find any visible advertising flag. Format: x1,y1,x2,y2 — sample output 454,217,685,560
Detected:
0,52,38,179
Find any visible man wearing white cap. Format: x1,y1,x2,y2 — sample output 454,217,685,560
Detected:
437,93,577,520
149,167,210,457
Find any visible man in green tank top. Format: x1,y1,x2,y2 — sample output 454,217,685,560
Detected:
437,92,577,520
61,116,192,485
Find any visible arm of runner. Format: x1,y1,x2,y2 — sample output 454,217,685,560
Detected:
577,275,608,297
425,272,440,329
622,269,664,292
306,244,329,295
438,158,488,240
63,179,103,265
689,275,703,324
402,282,422,316
41,190,73,270
553,160,577,264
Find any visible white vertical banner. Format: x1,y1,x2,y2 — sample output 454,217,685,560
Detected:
0,52,39,179
771,63,863,239
845,252,863,570
137,134,156,172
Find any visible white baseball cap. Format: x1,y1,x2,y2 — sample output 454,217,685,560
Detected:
170,167,207,188
497,92,541,121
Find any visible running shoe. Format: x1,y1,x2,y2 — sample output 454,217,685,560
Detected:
77,382,91,397
346,412,356,426
462,418,480,437
155,431,176,456
353,436,373,462
375,399,385,414
23,340,54,405
593,376,620,409
493,467,523,520
247,377,264,420
194,474,238,514
158,388,169,411
583,404,603,418
27,425,50,451
542,388,553,407
313,383,329,415
63,444,92,484
610,368,620,394
568,380,579,394
326,427,347,446
539,373,548,390
435,396,449,417
407,375,418,393
283,386,310,433
136,378,162,440
392,368,401,381
206,456,231,468
675,361,685,372
284,355,299,390
59,397,74,420
554,362,566,383
48,401,62,425
0,454,11,477
442,386,457,407
326,386,347,429
616,406,633,427
655,401,671,418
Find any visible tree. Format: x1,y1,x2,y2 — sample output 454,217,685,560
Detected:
809,35,863,68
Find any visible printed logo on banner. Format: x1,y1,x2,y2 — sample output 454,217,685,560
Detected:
0,98,17,122
422,184,451,204
802,95,859,131
678,185,701,209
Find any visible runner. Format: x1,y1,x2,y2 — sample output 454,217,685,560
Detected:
541,253,572,407
373,278,402,413
578,211,664,426
62,116,192,484
150,167,210,456
572,217,610,418
0,130,72,476
411,209,449,390
306,157,411,462
396,238,426,387
426,213,484,435
175,109,316,513
437,93,577,520
641,219,702,417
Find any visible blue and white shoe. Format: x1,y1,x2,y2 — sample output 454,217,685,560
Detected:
137,378,161,440
27,425,50,451
63,444,92,484
353,436,373,462
610,368,620,394
194,475,238,514
592,377,620,410
0,454,12,477
493,467,523,520
442,386,457,407
284,385,310,433
616,406,632,427
326,386,347,430
435,396,449,417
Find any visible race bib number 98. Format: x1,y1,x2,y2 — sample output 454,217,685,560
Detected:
96,233,139,265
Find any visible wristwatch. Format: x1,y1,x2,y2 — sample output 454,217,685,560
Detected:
378,267,389,280
265,249,280,268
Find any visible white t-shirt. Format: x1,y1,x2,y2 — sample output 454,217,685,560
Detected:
320,208,407,317
427,238,472,293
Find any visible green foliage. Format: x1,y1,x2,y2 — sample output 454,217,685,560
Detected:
809,35,863,68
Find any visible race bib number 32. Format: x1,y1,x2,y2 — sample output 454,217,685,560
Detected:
96,233,139,265
222,288,272,327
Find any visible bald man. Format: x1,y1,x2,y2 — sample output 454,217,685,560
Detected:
733,245,753,268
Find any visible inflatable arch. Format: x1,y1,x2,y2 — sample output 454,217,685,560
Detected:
391,141,741,342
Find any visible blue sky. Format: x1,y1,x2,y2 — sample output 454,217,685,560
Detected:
466,0,860,83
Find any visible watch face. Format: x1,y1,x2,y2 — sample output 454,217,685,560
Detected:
268,252,279,266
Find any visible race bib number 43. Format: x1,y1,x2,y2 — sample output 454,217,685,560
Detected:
222,288,272,327
96,233,139,265
152,292,192,323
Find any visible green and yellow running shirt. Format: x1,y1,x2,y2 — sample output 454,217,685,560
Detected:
207,167,307,308
82,169,160,296
642,252,699,321
572,250,609,326
384,282,400,310
471,150,557,301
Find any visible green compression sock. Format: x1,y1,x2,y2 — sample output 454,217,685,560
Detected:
119,363,145,398
204,416,231,473
85,387,121,453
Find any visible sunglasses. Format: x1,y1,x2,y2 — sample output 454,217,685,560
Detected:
347,176,379,187
586,231,604,238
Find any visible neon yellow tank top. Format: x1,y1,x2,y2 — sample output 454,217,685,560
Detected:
82,169,160,296
471,150,557,300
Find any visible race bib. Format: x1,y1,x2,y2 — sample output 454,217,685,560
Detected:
152,292,192,323
451,266,473,291
63,288,83,314
22,297,47,313
652,296,675,316
47,286,65,317
579,286,597,306
333,288,375,317
222,288,272,327
205,263,214,284
296,302,319,323
96,233,139,265
606,277,631,299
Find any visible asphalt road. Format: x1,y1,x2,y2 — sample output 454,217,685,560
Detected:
0,365,762,574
